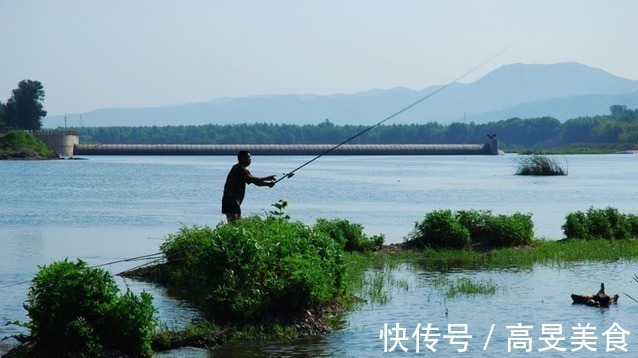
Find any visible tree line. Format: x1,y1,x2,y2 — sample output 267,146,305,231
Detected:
71,105,638,149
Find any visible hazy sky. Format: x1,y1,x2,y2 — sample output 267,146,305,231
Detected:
1,0,637,116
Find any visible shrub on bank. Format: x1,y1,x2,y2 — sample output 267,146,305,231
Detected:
21,259,157,356
457,210,534,247
160,216,345,322
406,209,534,249
313,218,384,252
563,207,638,240
406,210,471,249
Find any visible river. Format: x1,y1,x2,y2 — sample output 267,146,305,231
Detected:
1,154,637,356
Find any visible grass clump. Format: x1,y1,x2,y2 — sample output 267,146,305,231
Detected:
563,207,638,240
314,218,384,252
159,215,345,323
433,276,498,298
515,153,567,176
406,209,534,249
0,130,58,159
16,259,157,357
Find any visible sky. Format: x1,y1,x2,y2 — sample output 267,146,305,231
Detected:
1,0,637,116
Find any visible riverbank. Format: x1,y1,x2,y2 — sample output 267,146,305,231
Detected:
0,131,58,159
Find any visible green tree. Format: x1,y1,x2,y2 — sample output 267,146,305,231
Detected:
560,116,604,143
4,80,47,130
618,123,638,143
0,101,6,130
610,104,628,117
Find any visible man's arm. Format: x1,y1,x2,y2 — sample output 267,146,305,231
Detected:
247,175,276,187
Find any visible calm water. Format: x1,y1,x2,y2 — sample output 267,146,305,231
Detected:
1,154,637,355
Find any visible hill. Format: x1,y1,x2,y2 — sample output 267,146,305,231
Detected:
44,62,638,127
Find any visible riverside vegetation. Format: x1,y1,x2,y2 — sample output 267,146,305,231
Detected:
0,131,58,160
6,205,638,356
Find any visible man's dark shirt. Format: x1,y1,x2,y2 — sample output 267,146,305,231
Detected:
222,164,253,206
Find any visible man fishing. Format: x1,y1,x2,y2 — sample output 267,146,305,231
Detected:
222,150,276,221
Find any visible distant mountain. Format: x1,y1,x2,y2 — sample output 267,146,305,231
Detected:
45,62,638,127
470,91,638,123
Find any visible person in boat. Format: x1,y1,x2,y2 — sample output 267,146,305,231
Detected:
222,150,276,221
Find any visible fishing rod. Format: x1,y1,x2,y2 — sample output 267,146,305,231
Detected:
274,45,511,184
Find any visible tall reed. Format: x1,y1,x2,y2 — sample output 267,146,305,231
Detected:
516,153,567,176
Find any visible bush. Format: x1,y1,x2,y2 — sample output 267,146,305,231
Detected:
456,209,492,243
562,211,589,240
407,210,534,249
313,218,384,252
563,207,637,240
629,215,638,237
484,212,534,247
516,153,567,176
160,216,345,322
406,210,471,249
23,259,157,356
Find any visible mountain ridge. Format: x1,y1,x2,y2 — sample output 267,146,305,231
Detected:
45,62,638,127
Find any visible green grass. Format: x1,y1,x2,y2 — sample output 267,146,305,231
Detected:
414,239,638,271
341,252,410,307
0,130,57,159
432,276,498,298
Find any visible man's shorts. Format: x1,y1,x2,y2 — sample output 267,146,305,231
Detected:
222,200,241,215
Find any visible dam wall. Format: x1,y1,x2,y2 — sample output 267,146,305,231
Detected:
74,141,500,156
33,130,79,156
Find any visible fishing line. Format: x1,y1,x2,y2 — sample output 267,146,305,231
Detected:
0,252,166,290
274,45,511,184
90,252,164,268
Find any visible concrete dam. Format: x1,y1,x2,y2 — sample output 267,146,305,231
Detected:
35,131,502,156
74,142,500,156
